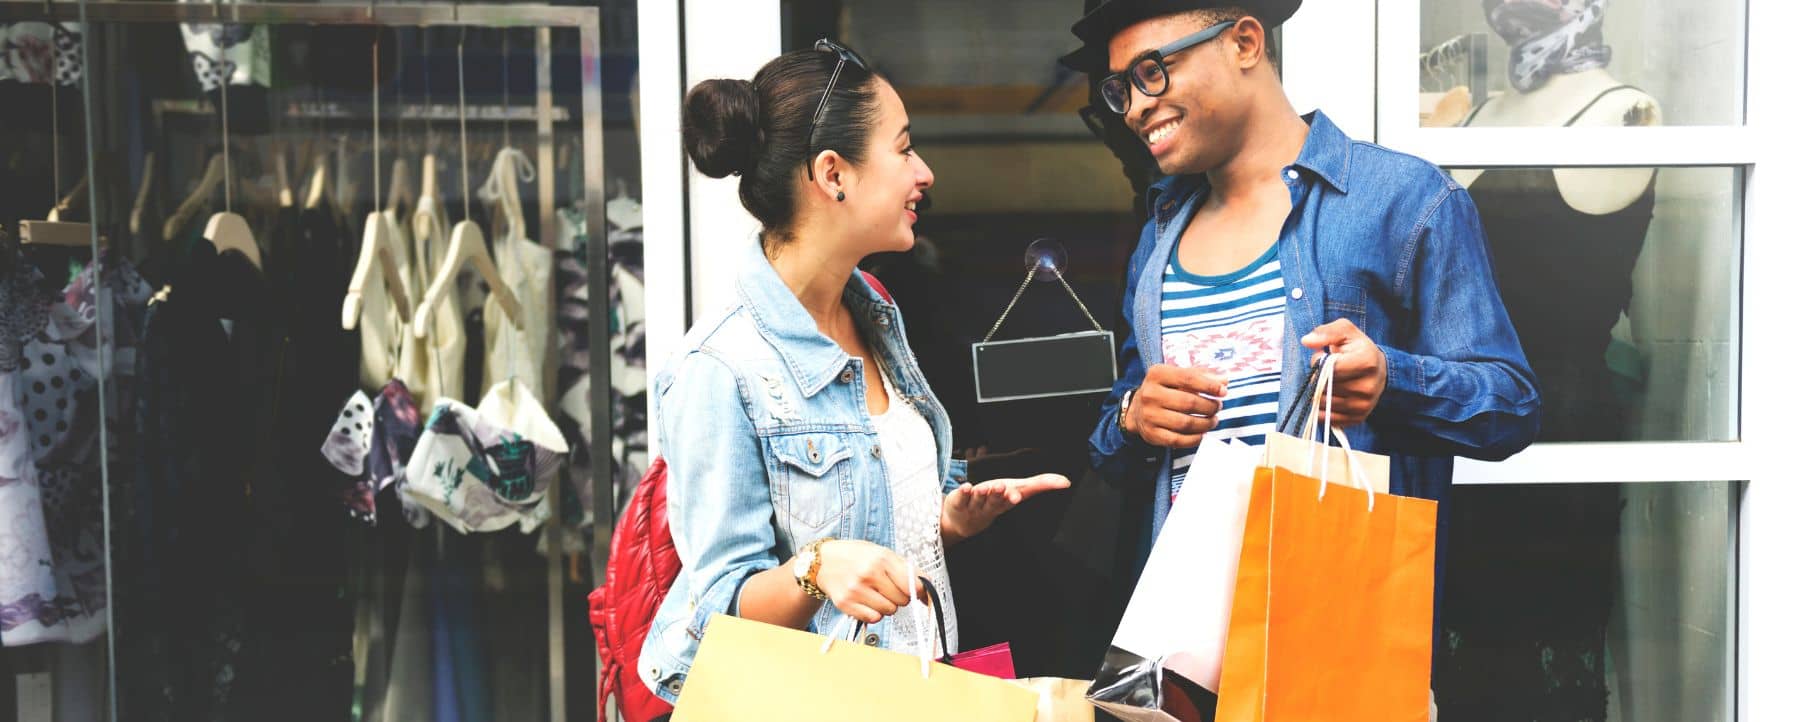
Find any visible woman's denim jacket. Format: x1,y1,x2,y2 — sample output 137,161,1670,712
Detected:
639,244,967,703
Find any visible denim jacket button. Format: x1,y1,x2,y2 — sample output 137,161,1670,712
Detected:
668,679,683,694
877,315,891,327
863,633,880,646
871,444,883,460
1290,287,1304,300
1285,168,1300,181
840,368,854,384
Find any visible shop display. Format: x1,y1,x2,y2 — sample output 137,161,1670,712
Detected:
0,4,619,721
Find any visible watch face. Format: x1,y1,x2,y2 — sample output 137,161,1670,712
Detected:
794,551,815,579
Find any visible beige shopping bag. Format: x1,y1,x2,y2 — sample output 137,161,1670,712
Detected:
672,614,1038,722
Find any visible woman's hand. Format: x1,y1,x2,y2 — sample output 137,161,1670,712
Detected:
939,473,1072,547
813,540,922,625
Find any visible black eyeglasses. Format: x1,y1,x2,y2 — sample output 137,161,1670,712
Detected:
1099,20,1236,115
807,38,870,180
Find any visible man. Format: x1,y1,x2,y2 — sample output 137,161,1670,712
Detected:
1066,0,1541,664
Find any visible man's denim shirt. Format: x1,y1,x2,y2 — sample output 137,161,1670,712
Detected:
640,243,968,703
1090,111,1541,547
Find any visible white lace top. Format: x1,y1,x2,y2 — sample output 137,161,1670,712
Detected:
870,364,958,659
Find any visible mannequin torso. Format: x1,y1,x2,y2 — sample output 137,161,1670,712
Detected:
1451,68,1660,215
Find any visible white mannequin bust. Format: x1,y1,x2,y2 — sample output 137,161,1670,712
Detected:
1451,67,1661,215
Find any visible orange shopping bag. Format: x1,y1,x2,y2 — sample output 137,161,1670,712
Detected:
1216,355,1438,722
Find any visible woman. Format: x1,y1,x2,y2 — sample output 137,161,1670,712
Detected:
639,40,1069,704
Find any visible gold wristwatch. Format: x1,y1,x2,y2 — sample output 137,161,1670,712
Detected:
793,537,833,601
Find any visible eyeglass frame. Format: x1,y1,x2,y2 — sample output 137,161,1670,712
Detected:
806,38,870,181
1099,20,1237,115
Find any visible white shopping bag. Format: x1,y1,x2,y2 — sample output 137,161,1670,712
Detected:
1107,436,1263,693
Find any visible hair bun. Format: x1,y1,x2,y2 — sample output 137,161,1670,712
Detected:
682,78,761,179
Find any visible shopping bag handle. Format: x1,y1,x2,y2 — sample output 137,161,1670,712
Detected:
1276,353,1330,439
1301,354,1377,511
817,564,943,679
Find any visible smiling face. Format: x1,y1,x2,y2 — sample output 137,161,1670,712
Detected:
1107,13,1264,176
841,80,935,255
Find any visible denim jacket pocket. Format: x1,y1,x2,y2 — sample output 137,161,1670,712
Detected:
1324,282,1369,331
768,433,854,532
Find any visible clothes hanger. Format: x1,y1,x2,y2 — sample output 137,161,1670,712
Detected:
129,152,156,238
275,145,294,208
345,30,413,330
162,152,223,241
387,157,413,214
201,52,261,270
484,33,530,247
48,176,87,221
413,29,522,338
22,46,93,249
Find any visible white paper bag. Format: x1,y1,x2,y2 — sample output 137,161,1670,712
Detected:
1107,436,1264,693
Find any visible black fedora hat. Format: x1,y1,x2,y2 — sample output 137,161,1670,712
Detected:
1060,0,1302,72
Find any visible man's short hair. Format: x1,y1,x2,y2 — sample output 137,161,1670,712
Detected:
1183,7,1280,65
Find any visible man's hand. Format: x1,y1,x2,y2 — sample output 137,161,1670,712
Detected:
1301,319,1388,427
1123,364,1228,449
939,474,1071,547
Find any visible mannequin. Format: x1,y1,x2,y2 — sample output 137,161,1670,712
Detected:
1436,2,1651,719
1450,0,1660,214
1451,67,1659,213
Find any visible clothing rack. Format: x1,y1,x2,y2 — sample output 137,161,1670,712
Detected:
1419,33,1488,108
153,101,577,123
0,4,611,722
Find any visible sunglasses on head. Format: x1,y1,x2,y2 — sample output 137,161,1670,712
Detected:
807,38,871,181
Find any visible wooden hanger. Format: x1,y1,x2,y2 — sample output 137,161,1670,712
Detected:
346,34,413,331
305,153,331,210
386,157,414,214
47,176,87,221
276,147,294,208
20,217,93,247
130,152,157,237
28,2,90,249
205,206,262,270
203,133,261,268
343,212,414,330
414,34,522,338
163,153,224,241
411,219,521,337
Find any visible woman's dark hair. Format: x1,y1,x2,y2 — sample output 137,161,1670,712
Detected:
682,47,884,238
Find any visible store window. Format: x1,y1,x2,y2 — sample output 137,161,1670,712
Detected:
1418,0,1746,128
1443,165,1739,443
0,3,636,721
1439,481,1736,722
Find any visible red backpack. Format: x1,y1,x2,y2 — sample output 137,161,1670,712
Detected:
589,272,892,721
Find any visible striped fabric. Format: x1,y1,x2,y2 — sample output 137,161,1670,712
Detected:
1160,245,1286,497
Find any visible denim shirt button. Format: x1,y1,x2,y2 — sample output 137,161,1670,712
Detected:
1285,169,1300,182
839,368,854,384
871,444,883,460
863,633,880,646
1290,287,1304,300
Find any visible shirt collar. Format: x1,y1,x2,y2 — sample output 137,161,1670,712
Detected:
1145,109,1354,216
735,242,888,397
